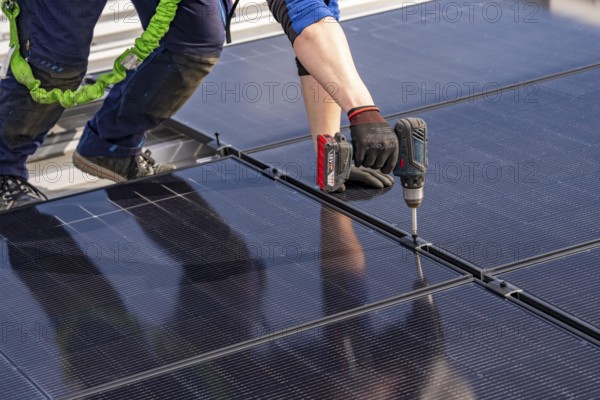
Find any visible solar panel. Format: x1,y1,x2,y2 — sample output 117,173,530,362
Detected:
0,159,463,398
499,248,600,332
1,5,599,398
0,355,45,400
174,1,600,150
253,68,600,268
88,284,600,399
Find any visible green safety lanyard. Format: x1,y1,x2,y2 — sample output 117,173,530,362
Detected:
0,0,181,108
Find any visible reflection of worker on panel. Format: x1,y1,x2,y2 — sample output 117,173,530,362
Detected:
1,177,267,395
2,207,162,395
105,180,268,362
318,206,475,398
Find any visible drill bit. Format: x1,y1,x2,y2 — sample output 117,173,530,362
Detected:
412,207,418,243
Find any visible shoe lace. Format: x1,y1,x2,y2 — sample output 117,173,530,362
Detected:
137,150,157,173
1,175,48,206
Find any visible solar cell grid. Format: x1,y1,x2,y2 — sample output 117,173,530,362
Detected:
0,159,462,398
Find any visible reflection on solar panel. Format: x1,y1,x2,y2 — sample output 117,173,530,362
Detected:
0,159,464,398
89,284,600,399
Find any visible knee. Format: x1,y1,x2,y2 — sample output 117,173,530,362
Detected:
167,51,220,88
121,49,219,122
153,49,219,93
162,0,227,58
0,67,80,142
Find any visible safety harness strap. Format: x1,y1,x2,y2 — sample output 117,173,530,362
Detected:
225,0,241,44
0,0,181,108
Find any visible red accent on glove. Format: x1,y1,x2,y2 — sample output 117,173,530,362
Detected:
348,105,386,125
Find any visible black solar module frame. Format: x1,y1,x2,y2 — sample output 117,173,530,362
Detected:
487,239,600,276
229,150,600,346
493,247,600,342
0,353,47,400
82,283,600,400
231,148,485,279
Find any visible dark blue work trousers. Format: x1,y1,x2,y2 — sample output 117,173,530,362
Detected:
0,0,227,178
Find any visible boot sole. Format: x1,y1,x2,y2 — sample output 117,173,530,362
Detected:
72,152,127,183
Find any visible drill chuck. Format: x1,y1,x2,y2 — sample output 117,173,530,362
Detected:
403,187,423,208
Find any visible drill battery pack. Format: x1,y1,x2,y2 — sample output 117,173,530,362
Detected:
316,132,353,193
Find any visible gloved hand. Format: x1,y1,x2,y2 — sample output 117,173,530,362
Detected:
348,166,394,189
335,166,395,193
350,122,399,174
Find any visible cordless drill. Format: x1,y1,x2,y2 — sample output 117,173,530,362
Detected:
393,118,428,242
315,118,428,244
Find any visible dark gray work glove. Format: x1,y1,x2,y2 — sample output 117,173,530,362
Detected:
348,166,394,189
336,166,395,193
350,122,399,174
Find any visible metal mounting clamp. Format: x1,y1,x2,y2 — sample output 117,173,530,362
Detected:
488,278,523,298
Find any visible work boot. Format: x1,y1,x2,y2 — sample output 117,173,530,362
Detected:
0,175,48,211
72,149,175,183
